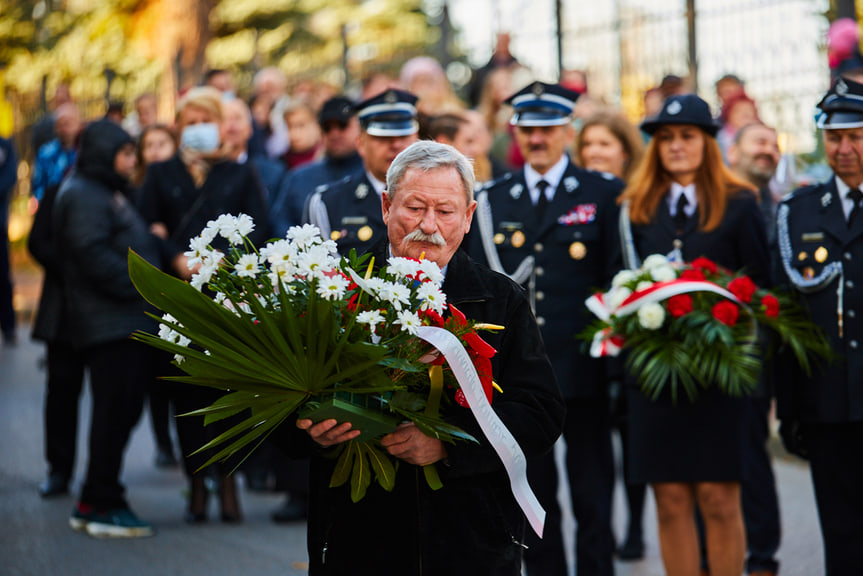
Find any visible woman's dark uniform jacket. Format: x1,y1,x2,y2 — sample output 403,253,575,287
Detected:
272,243,565,576
624,191,770,483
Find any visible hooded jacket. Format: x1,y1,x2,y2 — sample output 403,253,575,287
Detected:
53,120,160,348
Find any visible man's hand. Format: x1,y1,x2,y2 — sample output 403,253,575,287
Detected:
297,418,361,447
380,422,447,466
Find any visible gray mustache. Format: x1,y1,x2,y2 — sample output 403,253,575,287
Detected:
404,229,446,246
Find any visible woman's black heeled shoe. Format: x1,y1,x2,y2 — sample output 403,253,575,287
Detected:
184,475,208,524
219,474,242,523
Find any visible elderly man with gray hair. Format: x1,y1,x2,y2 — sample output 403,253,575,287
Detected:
273,140,564,576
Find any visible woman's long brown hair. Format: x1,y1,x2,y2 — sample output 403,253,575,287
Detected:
619,127,755,232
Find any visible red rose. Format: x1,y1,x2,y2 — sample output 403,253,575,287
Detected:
761,294,780,318
712,301,739,326
727,276,757,303
680,268,706,281
691,257,718,274
667,294,693,317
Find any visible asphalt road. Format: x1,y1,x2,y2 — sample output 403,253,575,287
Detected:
0,324,826,576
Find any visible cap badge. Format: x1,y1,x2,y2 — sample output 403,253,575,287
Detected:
564,176,579,193
355,183,369,200
532,82,544,96
666,100,683,115
510,183,524,199
836,78,848,96
821,192,832,207
384,91,397,103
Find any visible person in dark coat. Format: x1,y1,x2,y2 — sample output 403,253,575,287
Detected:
137,86,270,524
269,95,363,237
618,94,769,576
274,140,564,576
775,76,863,576
304,89,419,256
53,119,161,538
0,135,17,345
466,81,622,576
29,179,86,498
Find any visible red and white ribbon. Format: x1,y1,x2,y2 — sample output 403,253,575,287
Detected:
416,326,546,538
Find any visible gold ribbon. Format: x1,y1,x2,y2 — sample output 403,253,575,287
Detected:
423,364,444,491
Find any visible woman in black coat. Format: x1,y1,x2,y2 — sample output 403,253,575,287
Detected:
617,94,769,576
137,87,270,524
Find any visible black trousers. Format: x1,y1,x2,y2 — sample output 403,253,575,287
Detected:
79,339,149,509
43,341,86,479
741,397,781,574
524,396,615,576
0,228,14,337
805,421,863,576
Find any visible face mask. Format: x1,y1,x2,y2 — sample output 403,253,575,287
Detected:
181,123,220,153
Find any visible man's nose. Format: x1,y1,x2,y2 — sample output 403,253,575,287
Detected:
419,209,437,232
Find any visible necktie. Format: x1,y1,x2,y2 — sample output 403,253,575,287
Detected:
849,188,863,227
674,192,689,232
536,180,550,221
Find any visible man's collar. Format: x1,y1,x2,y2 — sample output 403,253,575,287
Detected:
365,170,386,195
524,155,569,191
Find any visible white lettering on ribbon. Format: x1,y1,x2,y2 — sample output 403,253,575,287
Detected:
416,326,546,538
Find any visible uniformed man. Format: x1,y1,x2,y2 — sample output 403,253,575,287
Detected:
466,81,623,576
304,89,419,255
269,96,364,236
775,75,863,575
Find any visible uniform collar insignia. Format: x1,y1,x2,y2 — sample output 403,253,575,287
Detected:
510,183,523,199
821,192,832,207
564,176,579,193
356,183,369,199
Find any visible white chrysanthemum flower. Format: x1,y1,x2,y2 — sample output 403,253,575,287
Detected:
607,287,632,311
364,277,386,297
190,272,208,291
417,260,444,285
177,334,191,348
235,213,255,238
316,274,349,300
320,239,339,256
650,265,677,283
269,262,295,286
642,254,669,270
612,269,637,288
214,214,238,239
262,239,297,265
235,254,260,278
158,314,181,342
184,236,212,269
356,310,385,329
190,257,221,291
416,282,447,314
200,221,219,244
174,354,186,364
287,223,322,250
297,244,336,275
395,310,422,335
379,282,411,310
636,280,654,292
637,302,666,330
387,257,421,279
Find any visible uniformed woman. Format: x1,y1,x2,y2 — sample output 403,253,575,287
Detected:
617,93,769,576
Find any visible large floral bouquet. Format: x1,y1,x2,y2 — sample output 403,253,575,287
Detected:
129,214,501,501
583,254,833,402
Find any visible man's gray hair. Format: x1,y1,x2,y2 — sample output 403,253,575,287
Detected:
386,140,476,204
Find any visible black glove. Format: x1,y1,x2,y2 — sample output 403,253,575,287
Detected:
779,420,809,460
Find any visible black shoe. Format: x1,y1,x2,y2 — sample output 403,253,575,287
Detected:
39,474,69,498
617,537,645,561
271,496,308,523
154,446,178,468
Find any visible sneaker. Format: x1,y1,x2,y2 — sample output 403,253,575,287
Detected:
71,504,154,538
69,503,92,532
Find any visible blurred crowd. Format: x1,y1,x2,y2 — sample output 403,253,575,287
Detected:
1,26,855,576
